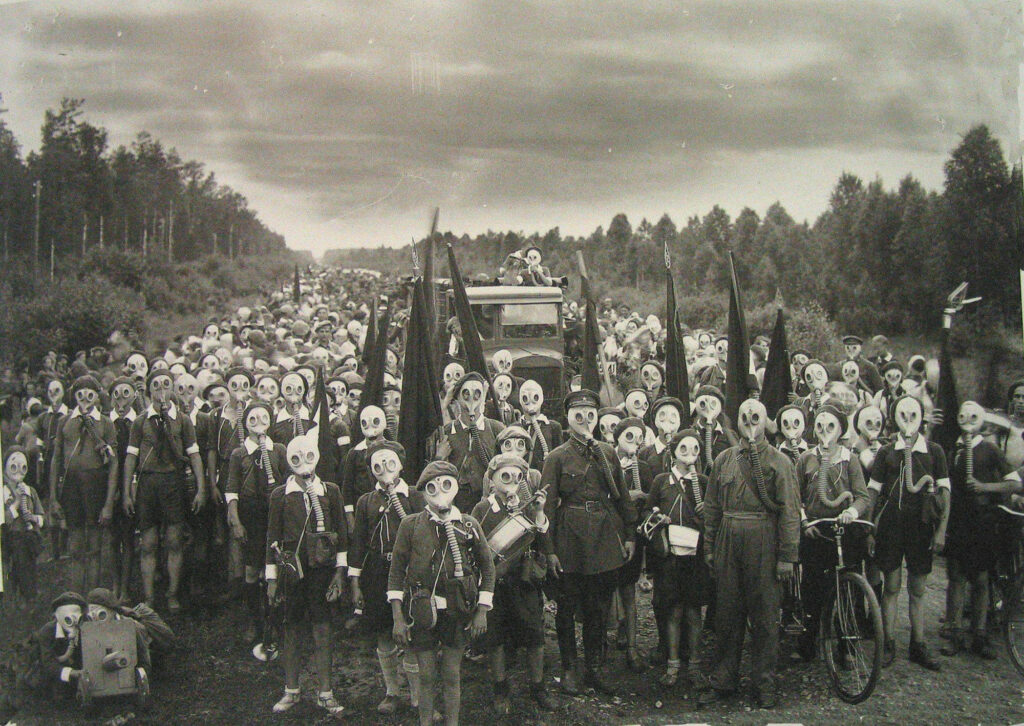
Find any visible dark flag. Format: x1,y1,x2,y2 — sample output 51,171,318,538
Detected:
423,208,438,342
311,366,338,480
932,320,961,457
725,250,751,425
354,303,391,445
446,243,495,406
760,307,791,420
664,252,691,427
399,277,443,483
292,264,300,304
576,252,602,394
361,296,378,373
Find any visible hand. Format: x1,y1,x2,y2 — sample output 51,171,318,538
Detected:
547,554,563,578
267,579,279,606
392,615,410,648
705,552,715,573
624,541,635,560
837,507,856,525
867,534,876,558
931,530,946,553
98,503,114,526
326,570,345,602
966,477,987,494
50,500,64,521
803,524,822,540
351,582,364,611
531,490,547,510
466,607,488,639
775,561,795,584
191,490,207,515
211,486,223,505
787,392,798,403
929,409,944,426
230,518,247,542
121,494,133,517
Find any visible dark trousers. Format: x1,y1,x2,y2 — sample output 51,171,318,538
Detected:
2,529,40,599
555,570,616,671
711,517,780,691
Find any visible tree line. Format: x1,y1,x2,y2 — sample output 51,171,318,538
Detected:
0,97,287,271
327,125,1022,340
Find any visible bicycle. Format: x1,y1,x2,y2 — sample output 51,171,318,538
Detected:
997,504,1024,677
799,517,884,704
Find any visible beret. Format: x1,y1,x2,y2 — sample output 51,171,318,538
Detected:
881,360,904,376
774,403,806,428
564,388,599,412
108,376,136,393
242,400,274,423
416,460,460,490
598,407,623,420
650,396,685,418
71,375,102,396
85,587,123,610
495,426,530,446
224,367,254,386
668,428,702,456
614,416,646,441
693,385,724,405
485,453,529,478
366,439,405,463
453,371,487,396
202,381,228,400
842,335,863,346
51,591,87,612
813,404,848,437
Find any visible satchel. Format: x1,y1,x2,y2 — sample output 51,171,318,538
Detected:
445,574,480,615
519,549,548,585
406,586,438,630
307,530,339,569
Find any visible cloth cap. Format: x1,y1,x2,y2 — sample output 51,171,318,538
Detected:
416,460,460,490
366,439,406,464
51,591,87,612
614,416,646,441
813,404,848,437
85,587,123,610
564,388,600,412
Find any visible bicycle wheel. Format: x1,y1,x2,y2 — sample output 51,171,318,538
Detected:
1003,572,1024,677
820,570,883,704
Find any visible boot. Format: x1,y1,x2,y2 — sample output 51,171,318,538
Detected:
882,637,896,668
970,632,998,660
753,682,778,709
531,681,556,711
940,628,964,656
625,647,645,673
560,668,580,695
493,679,511,715
908,640,941,672
583,666,615,695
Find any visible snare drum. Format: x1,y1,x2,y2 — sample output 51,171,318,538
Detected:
487,513,538,580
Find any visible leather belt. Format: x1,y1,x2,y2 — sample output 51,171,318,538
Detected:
566,500,606,513
723,511,772,520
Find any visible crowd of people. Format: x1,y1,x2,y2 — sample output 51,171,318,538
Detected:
2,252,1023,724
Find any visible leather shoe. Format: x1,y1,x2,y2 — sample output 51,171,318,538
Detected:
753,684,778,709
909,640,941,671
697,688,735,707
560,669,580,695
531,681,556,711
882,638,896,668
971,633,998,660
583,667,616,695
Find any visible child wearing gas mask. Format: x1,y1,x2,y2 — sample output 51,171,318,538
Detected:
27,591,88,696
471,452,555,714
107,377,138,601
341,404,390,530
389,461,495,726
517,379,563,470
225,401,287,656
642,397,686,477
643,429,710,688
793,405,872,663
265,434,348,716
348,440,424,715
3,446,45,602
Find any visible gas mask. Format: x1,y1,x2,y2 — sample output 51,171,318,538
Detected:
525,249,542,267
457,380,486,420
493,374,513,403
640,364,663,393
107,382,134,415
245,406,271,438
519,380,544,416
369,448,402,485
253,358,270,374
841,361,860,387
348,386,363,410
616,425,644,457
492,464,526,507
327,381,347,408
569,376,582,393
567,404,597,439
779,407,806,443
423,474,458,515
814,410,842,449
175,374,198,411
54,604,83,638
804,362,829,392
47,380,65,407
286,434,320,478
894,396,923,440
256,376,280,404
625,320,638,336
227,374,251,405
695,394,722,425
125,353,148,382
74,387,98,415
5,451,28,484
214,348,233,370
857,406,883,443
360,405,386,440
201,355,220,372
844,342,862,360
206,385,229,409
714,339,728,364
957,401,985,436
599,414,622,444
738,399,767,442
624,390,649,419
884,368,903,392
697,332,712,349
499,435,529,458
492,350,513,376
385,349,398,376
443,363,465,393
149,373,173,405
310,347,330,369
674,435,701,469
297,369,316,397
654,404,681,440
281,373,306,407
87,604,113,623
204,324,220,341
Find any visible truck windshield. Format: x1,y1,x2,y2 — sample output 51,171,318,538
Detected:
501,303,559,338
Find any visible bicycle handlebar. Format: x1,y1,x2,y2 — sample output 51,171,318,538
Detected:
998,504,1024,519
804,517,876,531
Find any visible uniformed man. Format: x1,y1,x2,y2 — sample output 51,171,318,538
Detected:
542,389,636,696
701,398,800,709
841,335,882,394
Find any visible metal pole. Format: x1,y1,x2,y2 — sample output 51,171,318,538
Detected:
33,180,41,274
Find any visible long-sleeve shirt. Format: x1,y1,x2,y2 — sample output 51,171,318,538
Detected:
348,481,423,577
795,446,871,520
387,507,496,611
264,476,348,579
645,467,707,532
431,417,506,512
703,439,802,563
3,481,45,531
225,438,287,502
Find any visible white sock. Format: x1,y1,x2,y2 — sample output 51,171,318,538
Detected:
377,647,401,696
403,653,421,706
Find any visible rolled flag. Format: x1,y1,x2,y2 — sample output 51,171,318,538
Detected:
398,277,443,483
576,251,602,394
760,307,791,420
292,264,300,304
361,296,378,373
311,366,338,480
664,253,691,427
932,318,961,458
446,242,496,408
725,251,752,425
354,302,390,445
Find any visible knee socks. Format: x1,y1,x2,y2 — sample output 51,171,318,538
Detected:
377,647,401,696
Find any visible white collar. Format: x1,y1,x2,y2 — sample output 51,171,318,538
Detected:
51,403,69,416
522,412,549,425
276,405,311,424
375,480,409,497
652,437,667,454
189,401,203,421
426,504,463,523
243,437,261,455
963,434,984,449
699,420,724,434
453,416,485,433
355,435,384,452
110,408,137,423
671,463,694,481
780,439,808,451
814,445,852,463
146,402,177,420
894,435,928,454
487,493,507,512
69,406,101,421
285,475,324,497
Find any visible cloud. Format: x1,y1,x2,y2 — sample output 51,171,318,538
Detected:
0,0,1018,253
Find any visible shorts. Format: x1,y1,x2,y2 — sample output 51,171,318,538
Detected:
282,564,334,624
60,468,108,528
482,578,544,651
874,506,934,576
652,551,709,613
237,497,269,570
136,471,187,531
945,505,1002,574
410,609,470,651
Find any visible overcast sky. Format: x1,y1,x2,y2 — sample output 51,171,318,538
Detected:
0,0,1019,254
